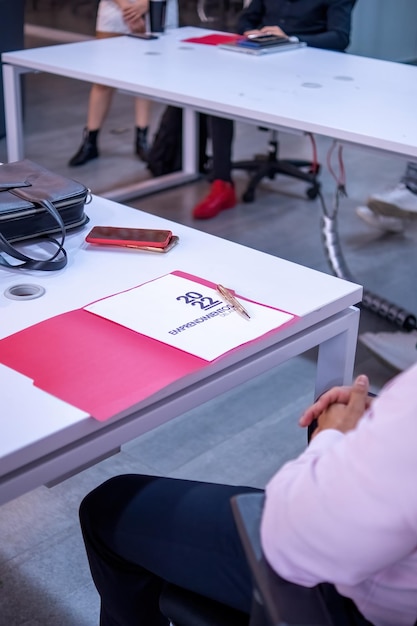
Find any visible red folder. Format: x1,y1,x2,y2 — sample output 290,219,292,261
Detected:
0,272,297,422
182,34,243,46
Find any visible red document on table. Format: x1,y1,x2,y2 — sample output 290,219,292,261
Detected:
0,272,297,422
181,34,243,46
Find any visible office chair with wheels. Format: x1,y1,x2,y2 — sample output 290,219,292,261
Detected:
159,492,332,626
232,129,321,203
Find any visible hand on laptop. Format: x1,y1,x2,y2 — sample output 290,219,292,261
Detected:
243,25,288,38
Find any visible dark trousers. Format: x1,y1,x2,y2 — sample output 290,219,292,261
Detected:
209,115,234,182
79,474,374,626
79,475,259,625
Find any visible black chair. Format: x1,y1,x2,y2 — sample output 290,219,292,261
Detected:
159,492,333,626
159,582,249,626
232,129,321,203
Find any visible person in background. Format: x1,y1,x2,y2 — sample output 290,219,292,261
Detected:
69,0,151,167
356,161,417,233
192,0,357,219
356,161,417,370
79,367,417,626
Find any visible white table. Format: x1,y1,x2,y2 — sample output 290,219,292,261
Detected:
3,26,417,202
0,196,361,505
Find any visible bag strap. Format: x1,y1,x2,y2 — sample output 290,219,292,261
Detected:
0,181,32,191
0,189,67,271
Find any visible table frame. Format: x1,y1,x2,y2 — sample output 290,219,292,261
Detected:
2,63,200,202
2,30,373,503
3,27,417,203
1,305,358,505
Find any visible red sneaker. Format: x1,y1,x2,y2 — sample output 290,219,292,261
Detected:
192,180,237,220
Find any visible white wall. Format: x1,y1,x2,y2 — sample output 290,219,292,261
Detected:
348,0,417,62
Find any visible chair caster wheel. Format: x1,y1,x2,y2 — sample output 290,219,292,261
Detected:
306,185,320,200
242,189,255,203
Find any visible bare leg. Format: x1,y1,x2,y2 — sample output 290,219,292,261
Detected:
68,82,115,166
134,97,151,128
134,97,152,161
87,83,115,131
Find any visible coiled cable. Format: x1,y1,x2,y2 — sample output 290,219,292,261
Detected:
319,187,417,331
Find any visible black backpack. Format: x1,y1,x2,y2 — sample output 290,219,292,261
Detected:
147,107,208,177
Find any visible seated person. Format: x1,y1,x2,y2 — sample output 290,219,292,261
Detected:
68,0,152,168
68,0,179,167
79,367,417,626
193,0,357,219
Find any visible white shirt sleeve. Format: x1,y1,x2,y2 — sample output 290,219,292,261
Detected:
260,363,417,588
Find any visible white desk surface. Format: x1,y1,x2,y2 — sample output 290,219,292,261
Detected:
3,26,417,158
0,196,361,503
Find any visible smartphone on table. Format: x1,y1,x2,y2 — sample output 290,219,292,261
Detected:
138,235,179,253
128,33,158,40
85,226,173,250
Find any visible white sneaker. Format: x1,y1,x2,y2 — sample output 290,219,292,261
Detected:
359,330,417,372
355,206,405,233
367,183,417,219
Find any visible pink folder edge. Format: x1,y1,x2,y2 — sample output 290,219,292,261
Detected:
0,271,298,421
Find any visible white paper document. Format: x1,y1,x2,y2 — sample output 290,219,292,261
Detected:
84,274,295,361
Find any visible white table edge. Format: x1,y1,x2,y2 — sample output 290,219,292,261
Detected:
0,305,359,505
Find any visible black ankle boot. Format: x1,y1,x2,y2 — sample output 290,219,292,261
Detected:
135,126,149,163
69,128,99,167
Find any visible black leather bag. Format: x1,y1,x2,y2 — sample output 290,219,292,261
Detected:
0,159,90,270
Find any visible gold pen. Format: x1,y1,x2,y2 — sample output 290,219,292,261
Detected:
216,284,251,320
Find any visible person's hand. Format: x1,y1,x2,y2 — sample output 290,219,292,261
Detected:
243,26,288,38
243,29,263,37
310,375,370,438
259,25,288,38
124,13,146,34
299,375,373,429
123,0,149,32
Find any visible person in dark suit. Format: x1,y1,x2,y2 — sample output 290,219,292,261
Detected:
192,0,356,219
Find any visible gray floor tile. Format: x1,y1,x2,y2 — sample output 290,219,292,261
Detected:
168,393,310,488
123,355,315,474
0,488,76,564
0,528,98,626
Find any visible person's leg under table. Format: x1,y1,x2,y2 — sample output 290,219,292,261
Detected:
79,474,260,626
210,115,234,182
192,115,237,219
